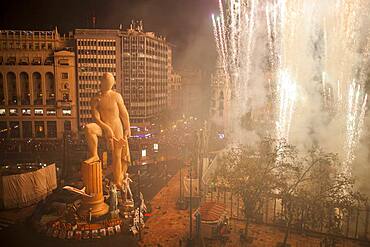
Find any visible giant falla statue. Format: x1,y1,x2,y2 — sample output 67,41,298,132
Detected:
79,72,131,217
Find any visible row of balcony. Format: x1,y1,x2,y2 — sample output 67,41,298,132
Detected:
0,56,54,66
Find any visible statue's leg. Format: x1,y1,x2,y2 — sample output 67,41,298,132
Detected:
121,141,130,176
84,123,102,163
112,143,123,186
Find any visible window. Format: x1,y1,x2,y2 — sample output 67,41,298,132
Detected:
35,121,45,138
22,108,31,116
47,121,57,138
20,72,30,105
7,72,17,105
0,73,4,104
46,109,56,116
64,121,71,131
9,108,18,116
45,72,55,105
33,72,42,105
34,109,43,116
61,73,68,79
63,93,70,101
0,109,5,116
62,108,72,116
59,59,69,66
32,57,41,65
22,121,32,138
0,121,7,138
10,121,20,138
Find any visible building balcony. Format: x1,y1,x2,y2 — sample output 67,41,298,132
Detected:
19,57,29,65
31,57,42,65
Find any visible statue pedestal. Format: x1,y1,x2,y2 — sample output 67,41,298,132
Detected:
78,160,109,217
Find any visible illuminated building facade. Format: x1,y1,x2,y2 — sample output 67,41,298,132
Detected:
74,29,122,126
0,28,78,140
121,22,171,124
75,24,176,126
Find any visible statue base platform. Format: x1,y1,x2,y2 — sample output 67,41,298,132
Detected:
78,200,109,218
110,209,120,219
121,200,135,212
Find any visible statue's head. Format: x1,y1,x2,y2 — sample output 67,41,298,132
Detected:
100,72,115,92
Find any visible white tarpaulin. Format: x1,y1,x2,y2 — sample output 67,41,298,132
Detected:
1,164,57,209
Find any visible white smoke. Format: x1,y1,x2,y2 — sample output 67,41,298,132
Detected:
211,0,370,193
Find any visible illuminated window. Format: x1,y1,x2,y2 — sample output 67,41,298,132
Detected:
0,109,5,116
9,108,18,116
35,121,45,138
62,108,72,116
34,109,44,116
46,109,56,116
22,109,31,116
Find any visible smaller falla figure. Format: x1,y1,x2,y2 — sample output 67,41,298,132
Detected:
121,173,133,202
109,183,118,212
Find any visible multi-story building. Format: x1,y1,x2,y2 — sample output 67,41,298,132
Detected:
121,22,171,124
0,28,78,140
74,23,175,126
180,68,207,118
74,29,122,126
168,71,182,111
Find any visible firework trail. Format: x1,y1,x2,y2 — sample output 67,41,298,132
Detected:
211,0,369,171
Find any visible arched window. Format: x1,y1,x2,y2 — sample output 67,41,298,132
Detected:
45,72,55,105
33,72,42,105
0,73,4,105
7,72,17,105
20,72,30,105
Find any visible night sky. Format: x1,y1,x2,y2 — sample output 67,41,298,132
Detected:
0,0,219,70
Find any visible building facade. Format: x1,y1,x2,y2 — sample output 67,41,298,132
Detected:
0,28,78,140
209,66,229,129
168,71,182,111
121,22,171,124
180,68,207,118
74,24,176,127
74,29,122,126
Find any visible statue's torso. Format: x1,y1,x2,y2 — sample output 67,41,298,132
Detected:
95,91,123,135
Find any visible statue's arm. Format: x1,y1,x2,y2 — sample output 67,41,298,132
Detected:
116,93,131,138
91,98,113,137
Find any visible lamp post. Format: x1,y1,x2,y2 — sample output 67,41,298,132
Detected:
188,161,193,246
137,168,141,240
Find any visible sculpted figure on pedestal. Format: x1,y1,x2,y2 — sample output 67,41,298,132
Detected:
84,72,131,186
122,173,133,202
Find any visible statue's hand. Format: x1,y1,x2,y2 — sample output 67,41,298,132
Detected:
104,127,114,150
124,129,131,139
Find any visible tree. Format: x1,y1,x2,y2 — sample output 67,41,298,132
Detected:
212,137,296,241
276,147,366,247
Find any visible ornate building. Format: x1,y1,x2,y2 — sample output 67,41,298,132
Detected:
209,66,229,130
0,28,78,140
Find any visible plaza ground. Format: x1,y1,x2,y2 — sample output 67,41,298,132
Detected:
140,172,367,247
